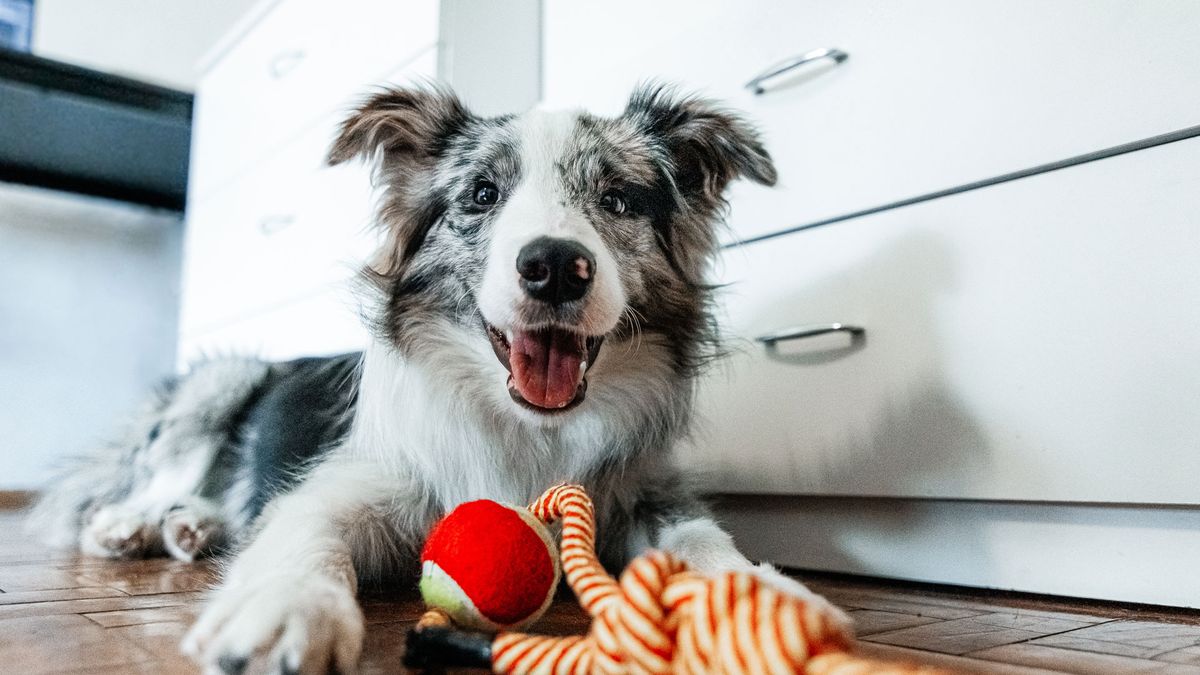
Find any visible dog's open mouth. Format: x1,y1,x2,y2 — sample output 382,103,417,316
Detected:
485,321,603,413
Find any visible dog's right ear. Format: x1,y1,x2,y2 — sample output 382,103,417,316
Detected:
329,86,473,276
327,85,471,168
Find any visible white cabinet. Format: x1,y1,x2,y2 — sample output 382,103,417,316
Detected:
178,286,368,362
530,1,1200,603
189,0,438,201
544,0,1200,244
181,49,437,338
683,136,1200,503
543,0,1200,506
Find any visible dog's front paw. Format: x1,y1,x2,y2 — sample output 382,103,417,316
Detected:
182,576,364,675
750,563,856,647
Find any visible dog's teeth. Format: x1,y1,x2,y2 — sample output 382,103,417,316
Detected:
580,361,587,373
505,330,513,343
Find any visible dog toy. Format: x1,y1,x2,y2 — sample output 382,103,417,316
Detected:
408,484,952,674
419,497,560,631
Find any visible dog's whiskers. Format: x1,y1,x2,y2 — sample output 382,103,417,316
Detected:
621,306,647,357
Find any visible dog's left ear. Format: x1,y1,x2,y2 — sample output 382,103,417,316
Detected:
625,84,777,205
328,86,474,275
327,85,471,168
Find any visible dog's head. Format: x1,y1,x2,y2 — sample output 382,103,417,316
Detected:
330,84,774,420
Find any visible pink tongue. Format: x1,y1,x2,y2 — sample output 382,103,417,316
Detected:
509,329,584,409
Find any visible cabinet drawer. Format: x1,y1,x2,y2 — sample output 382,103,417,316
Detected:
189,0,438,201
181,49,436,336
683,136,1200,503
180,117,376,336
544,0,1200,243
178,286,368,366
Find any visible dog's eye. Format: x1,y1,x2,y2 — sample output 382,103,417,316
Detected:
473,181,500,206
599,190,627,215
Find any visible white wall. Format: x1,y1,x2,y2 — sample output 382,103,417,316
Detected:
0,183,183,489
31,0,258,90
438,0,541,116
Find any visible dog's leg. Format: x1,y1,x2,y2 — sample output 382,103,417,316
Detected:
641,505,855,642
83,494,230,562
182,458,416,674
69,359,272,560
79,503,165,558
79,437,226,559
162,497,226,562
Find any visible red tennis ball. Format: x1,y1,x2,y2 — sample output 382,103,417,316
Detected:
420,499,559,631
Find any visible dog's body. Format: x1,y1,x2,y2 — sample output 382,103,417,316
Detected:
31,85,850,673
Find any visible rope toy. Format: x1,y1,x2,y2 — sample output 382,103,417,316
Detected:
406,485,955,674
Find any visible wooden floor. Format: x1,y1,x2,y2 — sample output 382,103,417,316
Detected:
3,505,1200,674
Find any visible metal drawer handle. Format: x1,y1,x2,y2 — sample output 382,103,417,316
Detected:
745,47,848,95
757,323,865,345
258,214,295,235
268,49,306,79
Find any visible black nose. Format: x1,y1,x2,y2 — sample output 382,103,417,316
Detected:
516,236,595,305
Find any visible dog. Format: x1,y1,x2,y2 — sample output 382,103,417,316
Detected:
29,84,851,673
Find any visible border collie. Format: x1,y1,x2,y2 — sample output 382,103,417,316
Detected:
30,84,851,673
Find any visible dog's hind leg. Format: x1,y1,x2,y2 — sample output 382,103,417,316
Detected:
162,497,227,562
77,445,213,559
81,449,236,561
79,503,165,558
79,446,230,559
57,357,271,559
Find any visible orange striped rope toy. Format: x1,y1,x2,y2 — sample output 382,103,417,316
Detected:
406,484,955,674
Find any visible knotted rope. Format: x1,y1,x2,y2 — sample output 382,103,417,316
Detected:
482,484,951,675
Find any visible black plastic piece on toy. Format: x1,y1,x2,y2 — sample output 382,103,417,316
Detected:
404,625,494,670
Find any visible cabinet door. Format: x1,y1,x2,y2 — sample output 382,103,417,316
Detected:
178,286,367,366
180,113,381,337
180,50,436,338
682,137,1200,503
544,0,1200,243
190,0,438,200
